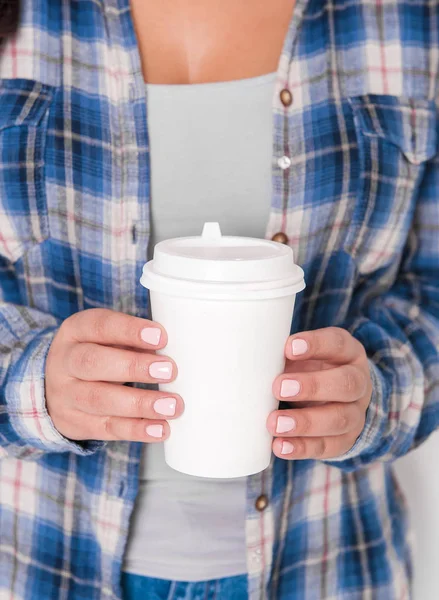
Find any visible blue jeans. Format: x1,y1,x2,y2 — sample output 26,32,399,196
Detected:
121,572,248,600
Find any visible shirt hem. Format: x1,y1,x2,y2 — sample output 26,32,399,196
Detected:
122,561,248,583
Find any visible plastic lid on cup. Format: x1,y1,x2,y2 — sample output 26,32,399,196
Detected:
140,223,305,300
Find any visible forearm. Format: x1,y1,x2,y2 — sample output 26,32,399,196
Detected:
0,302,102,458
330,284,439,470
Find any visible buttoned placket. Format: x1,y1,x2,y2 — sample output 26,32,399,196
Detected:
101,3,152,599
246,1,310,597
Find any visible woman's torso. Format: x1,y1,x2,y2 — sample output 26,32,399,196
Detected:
123,71,275,581
125,2,293,575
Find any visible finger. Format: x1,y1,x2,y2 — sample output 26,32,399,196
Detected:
81,415,171,442
272,433,356,460
68,343,177,383
64,308,167,350
284,359,327,374
71,381,184,419
273,364,368,403
285,327,365,364
267,402,364,438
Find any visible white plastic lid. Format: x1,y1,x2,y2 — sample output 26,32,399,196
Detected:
141,223,305,300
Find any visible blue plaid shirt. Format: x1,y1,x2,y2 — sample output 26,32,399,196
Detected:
0,0,439,598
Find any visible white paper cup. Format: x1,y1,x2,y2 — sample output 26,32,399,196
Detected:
140,223,305,478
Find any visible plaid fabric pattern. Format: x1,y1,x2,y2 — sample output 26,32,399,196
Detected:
0,0,438,598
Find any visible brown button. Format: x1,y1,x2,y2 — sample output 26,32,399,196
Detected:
255,494,269,512
280,88,293,107
271,232,289,245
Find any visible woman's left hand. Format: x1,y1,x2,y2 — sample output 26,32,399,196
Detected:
267,327,373,460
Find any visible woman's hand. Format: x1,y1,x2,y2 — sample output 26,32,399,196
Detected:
45,309,183,443
268,327,372,460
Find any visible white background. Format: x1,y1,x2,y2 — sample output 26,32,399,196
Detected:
394,432,439,599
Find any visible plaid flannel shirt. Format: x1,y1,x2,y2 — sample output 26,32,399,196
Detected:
0,0,439,598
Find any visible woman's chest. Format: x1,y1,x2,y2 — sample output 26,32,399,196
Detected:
130,0,294,84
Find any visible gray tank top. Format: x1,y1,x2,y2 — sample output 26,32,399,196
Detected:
123,72,276,582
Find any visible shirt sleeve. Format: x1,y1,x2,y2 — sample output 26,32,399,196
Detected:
329,152,439,470
0,265,104,459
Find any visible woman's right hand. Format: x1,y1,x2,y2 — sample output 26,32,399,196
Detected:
45,309,182,443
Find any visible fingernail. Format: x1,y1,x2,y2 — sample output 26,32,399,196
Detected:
141,327,162,346
149,361,173,380
154,397,176,417
280,379,301,398
292,339,308,356
276,416,296,434
146,424,164,438
281,441,295,455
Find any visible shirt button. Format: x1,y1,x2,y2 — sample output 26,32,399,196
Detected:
278,155,291,170
255,494,269,512
280,88,293,107
271,232,289,245
409,305,420,320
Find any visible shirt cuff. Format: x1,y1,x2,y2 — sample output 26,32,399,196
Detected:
5,326,104,455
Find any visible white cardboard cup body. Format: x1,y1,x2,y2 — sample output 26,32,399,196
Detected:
141,223,305,479
150,290,297,478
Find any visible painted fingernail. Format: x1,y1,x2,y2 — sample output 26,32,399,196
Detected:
149,361,173,380
280,379,301,398
276,416,296,434
141,327,162,346
154,397,176,417
292,339,308,356
146,424,164,438
281,441,295,455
